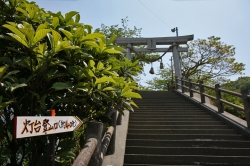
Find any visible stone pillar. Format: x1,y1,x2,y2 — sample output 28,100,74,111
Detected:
126,43,132,60
172,43,182,86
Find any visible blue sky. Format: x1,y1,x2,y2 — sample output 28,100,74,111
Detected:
33,0,250,85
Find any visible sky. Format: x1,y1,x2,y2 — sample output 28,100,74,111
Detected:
33,0,250,86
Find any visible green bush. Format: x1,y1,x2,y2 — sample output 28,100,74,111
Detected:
0,0,141,165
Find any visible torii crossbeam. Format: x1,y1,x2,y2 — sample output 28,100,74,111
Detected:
115,35,194,80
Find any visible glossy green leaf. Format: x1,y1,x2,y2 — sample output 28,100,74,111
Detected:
107,34,116,45
52,17,59,29
3,24,26,41
33,29,51,44
19,28,35,44
3,70,19,79
88,60,95,68
7,33,28,47
52,82,70,91
52,30,61,47
97,61,104,70
103,48,122,54
130,101,138,108
0,66,8,79
0,57,12,65
16,7,28,17
36,23,48,32
75,14,80,23
103,87,116,91
81,33,104,41
64,11,78,22
121,92,142,99
10,83,27,92
95,76,115,85
121,85,130,95
59,28,73,41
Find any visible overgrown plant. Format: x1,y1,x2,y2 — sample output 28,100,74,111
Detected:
0,0,141,165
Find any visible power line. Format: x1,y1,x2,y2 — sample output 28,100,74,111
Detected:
137,0,172,28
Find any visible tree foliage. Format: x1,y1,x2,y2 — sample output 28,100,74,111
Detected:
181,36,245,82
95,16,142,39
0,1,142,165
146,67,174,91
146,36,245,91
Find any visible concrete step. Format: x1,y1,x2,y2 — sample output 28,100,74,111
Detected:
129,116,214,122
127,133,247,140
128,125,229,129
124,91,250,165
124,154,250,165
125,146,250,156
126,139,250,148
129,121,224,125
127,129,237,135
130,112,209,115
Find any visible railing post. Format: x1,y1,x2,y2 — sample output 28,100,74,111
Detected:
181,77,184,93
175,76,178,90
241,89,250,128
189,79,193,97
106,111,117,155
215,84,224,113
116,113,122,125
167,82,170,91
85,122,103,166
199,80,205,103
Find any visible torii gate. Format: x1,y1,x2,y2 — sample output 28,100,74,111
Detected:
115,35,194,80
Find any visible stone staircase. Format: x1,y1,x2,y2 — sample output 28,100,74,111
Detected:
123,91,250,165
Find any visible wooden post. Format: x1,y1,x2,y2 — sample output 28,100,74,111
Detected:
167,82,170,91
241,89,250,128
189,79,193,97
106,111,117,155
116,113,122,125
72,138,98,166
199,81,205,103
100,126,114,165
181,77,184,93
215,84,224,113
47,109,55,166
85,122,103,166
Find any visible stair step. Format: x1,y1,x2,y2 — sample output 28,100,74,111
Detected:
129,118,216,121
130,112,209,115
129,121,224,125
126,139,250,148
124,91,249,165
125,146,250,156
124,154,250,165
128,125,229,129
127,134,246,140
127,129,237,134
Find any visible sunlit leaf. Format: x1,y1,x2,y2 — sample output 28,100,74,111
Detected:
103,87,116,91
3,24,26,41
7,33,28,47
121,92,142,99
52,17,59,29
33,29,51,44
64,11,78,22
59,28,73,41
95,76,116,85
